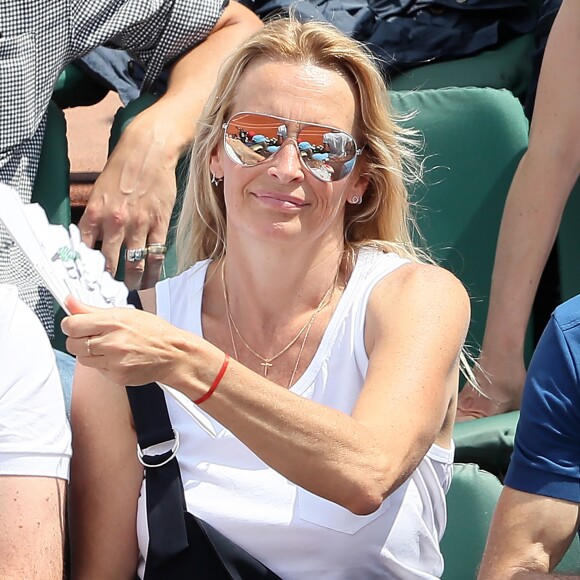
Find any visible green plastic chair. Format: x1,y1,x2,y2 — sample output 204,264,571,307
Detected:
441,463,502,580
388,0,541,100
108,93,186,280
389,34,535,101
31,101,70,231
557,515,580,574
30,101,71,351
52,62,109,109
442,463,580,579
555,178,580,303
389,87,533,475
453,412,519,480
391,87,533,368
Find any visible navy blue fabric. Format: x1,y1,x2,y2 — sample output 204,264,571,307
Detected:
240,0,537,77
75,47,169,105
75,0,538,94
77,47,140,106
506,294,580,503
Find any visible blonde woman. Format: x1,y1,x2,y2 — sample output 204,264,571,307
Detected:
65,18,469,579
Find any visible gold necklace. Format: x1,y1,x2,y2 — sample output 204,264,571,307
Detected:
221,260,337,378
285,289,330,389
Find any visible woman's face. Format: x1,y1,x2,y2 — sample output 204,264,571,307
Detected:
211,60,368,249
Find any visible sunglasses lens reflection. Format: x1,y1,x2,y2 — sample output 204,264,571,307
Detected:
224,113,358,182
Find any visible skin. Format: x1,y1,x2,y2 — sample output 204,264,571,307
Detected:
457,0,580,420
78,1,262,291
0,296,68,579
0,477,66,580
478,487,580,579
65,61,470,578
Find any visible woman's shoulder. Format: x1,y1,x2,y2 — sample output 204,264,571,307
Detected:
362,261,470,361
367,259,469,320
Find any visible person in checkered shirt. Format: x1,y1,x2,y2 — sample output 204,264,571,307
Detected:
0,0,261,336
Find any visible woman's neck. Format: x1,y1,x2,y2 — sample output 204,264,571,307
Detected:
220,236,347,332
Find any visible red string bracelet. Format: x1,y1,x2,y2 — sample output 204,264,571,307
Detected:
194,353,230,405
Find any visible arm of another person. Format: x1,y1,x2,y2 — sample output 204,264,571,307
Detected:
478,487,580,580
0,477,67,580
64,262,469,514
479,304,580,578
0,288,70,579
457,0,580,419
79,1,262,290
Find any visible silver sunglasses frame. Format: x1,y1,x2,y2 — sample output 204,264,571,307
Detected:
221,111,364,182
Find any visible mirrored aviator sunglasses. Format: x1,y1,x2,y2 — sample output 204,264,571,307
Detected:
222,112,363,182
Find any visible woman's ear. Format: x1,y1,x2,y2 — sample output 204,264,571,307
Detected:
351,172,369,200
210,147,224,180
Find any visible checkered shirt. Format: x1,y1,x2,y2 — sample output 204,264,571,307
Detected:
0,0,226,335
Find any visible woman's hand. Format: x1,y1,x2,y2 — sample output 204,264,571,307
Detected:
62,295,188,387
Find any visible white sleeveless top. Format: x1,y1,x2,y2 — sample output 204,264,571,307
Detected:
136,247,454,579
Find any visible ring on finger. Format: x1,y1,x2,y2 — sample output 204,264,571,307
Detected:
125,247,148,262
86,337,93,357
146,243,167,256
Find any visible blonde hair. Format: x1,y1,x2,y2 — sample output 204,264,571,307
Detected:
174,16,479,389
175,16,428,272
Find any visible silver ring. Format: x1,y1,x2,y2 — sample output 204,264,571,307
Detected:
86,337,93,357
125,247,148,262
146,243,168,256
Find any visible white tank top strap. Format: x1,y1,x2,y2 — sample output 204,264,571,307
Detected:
350,248,411,374
155,259,211,328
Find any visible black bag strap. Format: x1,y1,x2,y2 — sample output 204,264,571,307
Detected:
125,290,189,562
125,290,282,579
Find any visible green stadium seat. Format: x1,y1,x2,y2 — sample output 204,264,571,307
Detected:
108,93,185,280
441,463,502,580
442,463,580,579
389,34,535,101
555,178,580,303
453,412,519,479
52,63,109,109
390,87,533,475
391,87,533,368
31,101,70,351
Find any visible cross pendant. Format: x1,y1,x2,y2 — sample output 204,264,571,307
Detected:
261,361,273,376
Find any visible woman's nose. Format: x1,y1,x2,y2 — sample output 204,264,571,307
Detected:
267,140,305,183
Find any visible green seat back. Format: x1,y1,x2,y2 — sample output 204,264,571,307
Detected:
443,463,580,578
108,93,185,281
31,101,70,351
453,412,519,479
390,88,531,474
556,522,580,574
441,463,502,580
389,0,541,99
52,63,109,109
555,178,580,303
390,87,532,365
389,34,535,101
32,101,70,227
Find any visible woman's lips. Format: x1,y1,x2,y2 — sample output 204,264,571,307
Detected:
252,192,307,209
